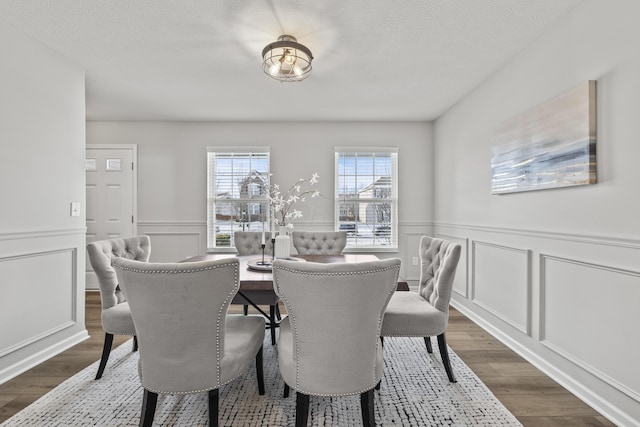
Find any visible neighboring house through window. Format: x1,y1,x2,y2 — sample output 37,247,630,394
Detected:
207,147,270,250
335,147,398,249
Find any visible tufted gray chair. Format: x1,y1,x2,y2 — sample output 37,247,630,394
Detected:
113,257,265,427
273,258,401,427
86,235,151,380
381,235,461,382
291,231,347,255
234,231,274,256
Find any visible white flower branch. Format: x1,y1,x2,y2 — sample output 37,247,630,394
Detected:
254,172,321,230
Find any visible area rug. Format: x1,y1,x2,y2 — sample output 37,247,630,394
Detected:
1,336,522,426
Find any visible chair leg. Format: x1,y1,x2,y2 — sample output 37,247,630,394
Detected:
95,333,114,380
243,304,248,315
295,392,310,427
424,336,432,353
140,389,158,427
255,345,265,395
360,389,375,427
275,303,282,321
269,305,277,345
283,383,290,398
376,336,383,390
133,335,138,352
209,389,219,427
437,333,456,383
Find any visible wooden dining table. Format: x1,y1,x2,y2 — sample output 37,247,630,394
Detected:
180,253,409,344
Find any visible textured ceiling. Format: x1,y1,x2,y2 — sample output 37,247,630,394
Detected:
0,0,582,121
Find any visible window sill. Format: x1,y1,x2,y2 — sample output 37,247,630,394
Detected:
343,246,398,253
206,248,238,254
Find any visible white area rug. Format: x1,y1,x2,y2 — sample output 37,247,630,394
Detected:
2,337,522,426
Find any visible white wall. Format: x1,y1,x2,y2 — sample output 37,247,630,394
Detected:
0,20,88,384
433,1,640,425
86,121,433,280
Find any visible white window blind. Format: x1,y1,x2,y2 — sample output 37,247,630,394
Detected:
207,147,270,250
334,147,398,249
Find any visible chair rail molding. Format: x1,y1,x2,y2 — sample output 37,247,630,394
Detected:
434,221,640,249
0,226,86,241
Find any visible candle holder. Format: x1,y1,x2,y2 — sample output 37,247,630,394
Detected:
256,243,272,267
271,238,276,262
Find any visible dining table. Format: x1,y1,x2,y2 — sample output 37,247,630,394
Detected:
180,253,409,344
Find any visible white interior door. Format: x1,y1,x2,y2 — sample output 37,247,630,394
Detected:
85,145,137,289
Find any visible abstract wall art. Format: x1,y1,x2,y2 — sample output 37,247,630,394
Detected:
491,81,597,194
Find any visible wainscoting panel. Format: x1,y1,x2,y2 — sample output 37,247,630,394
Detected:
541,254,640,401
0,249,76,356
472,240,530,334
437,222,640,426
436,234,469,298
136,221,207,265
144,232,202,263
0,228,87,385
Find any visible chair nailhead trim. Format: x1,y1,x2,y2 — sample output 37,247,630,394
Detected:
113,261,238,274
275,264,399,277
118,261,247,395
274,264,400,397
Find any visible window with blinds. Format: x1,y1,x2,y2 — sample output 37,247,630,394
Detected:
207,147,270,250
335,148,398,249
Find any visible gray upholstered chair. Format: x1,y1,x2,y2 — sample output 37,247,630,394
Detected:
291,231,347,255
381,235,461,382
234,231,274,256
86,235,151,380
273,258,401,427
233,231,280,344
113,257,265,427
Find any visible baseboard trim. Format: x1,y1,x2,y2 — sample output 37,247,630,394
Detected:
450,300,635,427
0,330,89,386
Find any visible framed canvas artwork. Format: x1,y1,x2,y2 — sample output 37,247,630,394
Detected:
491,81,597,194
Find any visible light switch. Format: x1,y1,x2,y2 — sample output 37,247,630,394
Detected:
412,257,419,266
70,202,80,217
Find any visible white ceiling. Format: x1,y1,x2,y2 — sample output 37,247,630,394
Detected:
0,0,582,122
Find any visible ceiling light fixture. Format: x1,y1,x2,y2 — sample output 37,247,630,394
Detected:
262,35,313,82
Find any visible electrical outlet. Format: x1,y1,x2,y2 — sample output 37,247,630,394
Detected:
412,256,419,266
70,202,80,217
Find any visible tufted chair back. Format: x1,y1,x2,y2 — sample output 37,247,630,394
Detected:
234,231,274,255
418,235,461,313
291,231,347,255
87,235,151,311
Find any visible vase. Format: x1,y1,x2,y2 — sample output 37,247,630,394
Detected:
274,227,291,259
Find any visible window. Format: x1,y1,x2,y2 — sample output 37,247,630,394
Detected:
335,147,398,249
207,147,270,250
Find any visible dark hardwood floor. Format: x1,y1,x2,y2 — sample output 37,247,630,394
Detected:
445,310,615,427
0,292,616,426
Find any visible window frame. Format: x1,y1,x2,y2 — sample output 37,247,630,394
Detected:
206,146,270,252
334,147,399,252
